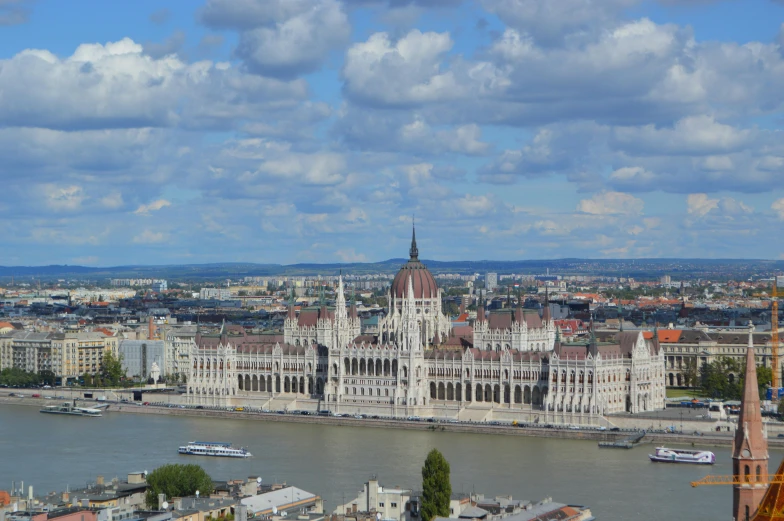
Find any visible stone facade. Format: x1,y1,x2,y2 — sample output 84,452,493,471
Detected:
186,231,666,422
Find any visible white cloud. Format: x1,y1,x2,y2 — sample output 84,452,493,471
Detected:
612,116,753,156
772,199,784,220
343,30,461,106
259,152,345,185
100,192,124,209
335,248,368,262
687,193,718,217
233,0,350,78
133,229,167,244
577,191,643,216
134,199,171,215
42,184,86,212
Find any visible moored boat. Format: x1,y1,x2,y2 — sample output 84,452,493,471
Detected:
649,446,715,464
40,401,102,417
178,441,252,458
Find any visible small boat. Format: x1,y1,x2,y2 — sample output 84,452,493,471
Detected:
40,401,102,417
649,446,715,465
178,441,252,458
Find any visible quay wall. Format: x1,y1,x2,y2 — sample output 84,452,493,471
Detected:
6,394,784,448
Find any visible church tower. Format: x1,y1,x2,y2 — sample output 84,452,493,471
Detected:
733,327,769,521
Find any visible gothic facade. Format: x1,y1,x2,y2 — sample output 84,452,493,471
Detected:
185,229,666,422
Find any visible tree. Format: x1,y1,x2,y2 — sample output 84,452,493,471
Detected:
145,464,213,508
421,449,451,521
682,358,698,388
101,351,125,386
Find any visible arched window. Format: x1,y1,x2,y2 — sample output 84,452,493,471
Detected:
745,465,751,482
757,465,762,481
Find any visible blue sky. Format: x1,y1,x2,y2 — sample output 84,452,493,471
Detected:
1,0,784,266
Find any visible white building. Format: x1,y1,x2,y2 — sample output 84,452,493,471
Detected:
200,288,232,300
186,228,665,422
486,272,498,292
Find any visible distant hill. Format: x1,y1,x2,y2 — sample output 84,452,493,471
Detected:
0,258,782,282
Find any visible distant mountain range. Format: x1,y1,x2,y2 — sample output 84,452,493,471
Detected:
0,258,781,282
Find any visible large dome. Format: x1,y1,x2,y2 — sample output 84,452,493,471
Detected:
390,227,439,299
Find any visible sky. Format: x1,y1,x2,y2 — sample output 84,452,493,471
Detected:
1,0,784,266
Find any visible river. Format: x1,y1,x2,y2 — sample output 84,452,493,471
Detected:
0,406,768,521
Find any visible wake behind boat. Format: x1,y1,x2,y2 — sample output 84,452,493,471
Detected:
649,447,715,465
40,401,102,417
178,441,252,458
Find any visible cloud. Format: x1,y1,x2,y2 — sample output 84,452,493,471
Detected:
201,0,350,78
42,185,86,212
134,199,172,215
133,229,167,244
687,193,718,217
577,191,644,216
772,199,784,220
100,192,124,209
143,30,186,59
335,248,368,262
343,30,460,107
0,38,308,131
0,0,32,26
148,8,171,25
611,116,753,156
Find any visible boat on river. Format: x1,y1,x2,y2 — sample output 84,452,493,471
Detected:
178,441,252,458
649,446,715,464
40,401,102,417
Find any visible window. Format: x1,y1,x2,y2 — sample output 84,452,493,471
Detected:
379,503,384,508
391,503,397,508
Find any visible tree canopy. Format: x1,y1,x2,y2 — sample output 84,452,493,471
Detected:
699,357,772,401
421,449,452,521
101,350,125,386
145,464,214,509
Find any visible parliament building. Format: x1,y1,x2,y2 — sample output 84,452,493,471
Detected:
185,229,665,423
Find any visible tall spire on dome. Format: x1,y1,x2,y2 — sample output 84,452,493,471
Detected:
409,220,419,261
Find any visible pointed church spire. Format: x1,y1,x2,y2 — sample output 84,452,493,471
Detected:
618,296,623,332
477,289,485,323
733,322,769,521
288,287,296,320
409,221,419,261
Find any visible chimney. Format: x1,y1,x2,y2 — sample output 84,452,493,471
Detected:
28,486,33,501
62,491,70,503
158,494,166,510
148,316,155,340
96,476,104,486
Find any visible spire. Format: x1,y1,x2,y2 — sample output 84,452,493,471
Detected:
515,287,523,323
618,296,623,332
542,287,551,323
733,322,769,521
506,285,511,309
477,289,485,323
349,279,358,319
409,221,419,261
288,287,296,320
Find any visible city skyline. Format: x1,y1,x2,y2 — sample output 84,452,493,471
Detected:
2,0,784,265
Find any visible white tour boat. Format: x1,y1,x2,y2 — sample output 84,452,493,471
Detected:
178,441,252,458
40,401,102,417
648,447,715,465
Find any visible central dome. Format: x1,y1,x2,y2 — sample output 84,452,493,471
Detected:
390,226,439,299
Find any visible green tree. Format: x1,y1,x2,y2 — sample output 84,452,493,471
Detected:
680,358,697,388
421,449,451,521
38,370,56,386
145,464,213,508
101,351,125,386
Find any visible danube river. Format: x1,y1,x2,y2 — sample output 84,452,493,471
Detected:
0,406,771,520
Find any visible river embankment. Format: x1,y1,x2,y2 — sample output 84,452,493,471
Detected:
4,393,782,448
